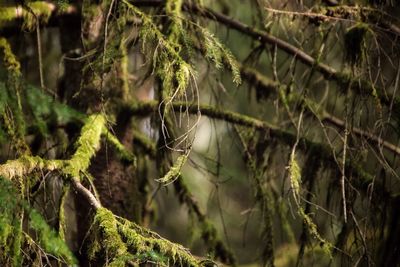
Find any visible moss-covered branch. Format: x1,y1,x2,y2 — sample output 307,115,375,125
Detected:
0,156,61,180
240,65,400,157
163,1,399,114
63,114,105,179
128,100,386,194
103,128,136,165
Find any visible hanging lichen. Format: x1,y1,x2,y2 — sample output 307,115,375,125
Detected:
156,154,188,185
200,28,242,85
289,152,301,204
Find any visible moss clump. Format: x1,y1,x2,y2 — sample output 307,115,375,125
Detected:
0,176,22,266
117,218,200,266
90,208,128,259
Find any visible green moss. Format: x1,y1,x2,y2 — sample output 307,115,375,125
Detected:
103,128,136,166
0,177,23,267
93,208,128,258
200,28,241,85
298,208,333,257
63,114,105,178
117,218,200,266
0,38,21,76
29,208,77,265
0,156,62,180
157,154,188,185
289,153,301,201
58,185,70,241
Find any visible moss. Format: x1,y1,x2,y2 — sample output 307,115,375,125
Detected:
0,38,21,76
0,156,61,180
93,208,128,258
103,128,136,166
298,208,333,257
28,208,77,265
157,154,188,185
0,6,17,26
117,218,200,266
58,185,70,241
25,2,53,26
63,114,105,178
289,153,301,202
200,28,241,85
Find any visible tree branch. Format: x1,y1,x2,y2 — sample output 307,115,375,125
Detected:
240,65,400,157
71,178,102,209
127,100,382,189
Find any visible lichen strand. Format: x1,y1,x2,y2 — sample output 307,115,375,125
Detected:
157,154,188,185
64,114,105,178
289,153,301,203
200,28,241,85
117,218,200,266
122,0,193,100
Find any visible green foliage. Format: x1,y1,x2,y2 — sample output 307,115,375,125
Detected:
28,209,77,265
0,176,22,266
0,176,76,266
200,28,241,85
26,84,84,135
